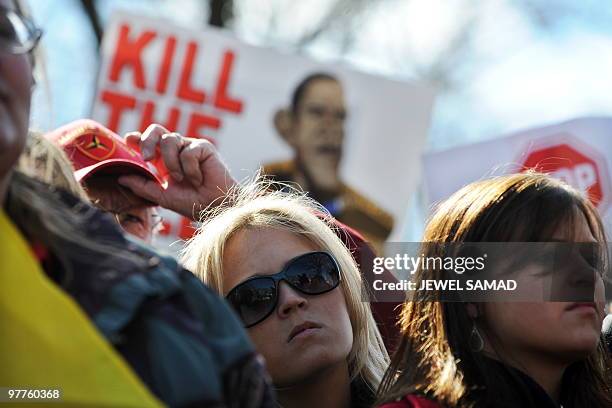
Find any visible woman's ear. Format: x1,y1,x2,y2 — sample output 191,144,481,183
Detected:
465,302,479,319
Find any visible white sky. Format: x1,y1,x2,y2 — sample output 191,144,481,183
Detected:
26,0,612,239
28,0,612,149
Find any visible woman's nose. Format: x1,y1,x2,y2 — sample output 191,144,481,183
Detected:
277,281,308,317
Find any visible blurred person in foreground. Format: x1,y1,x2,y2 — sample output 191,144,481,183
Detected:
180,179,390,408
376,173,612,408
263,72,394,251
1,1,274,405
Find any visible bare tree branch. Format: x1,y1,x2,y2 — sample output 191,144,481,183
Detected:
295,0,374,49
79,0,102,48
413,14,478,91
209,0,234,28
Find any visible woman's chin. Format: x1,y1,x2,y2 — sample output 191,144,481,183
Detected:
556,334,601,361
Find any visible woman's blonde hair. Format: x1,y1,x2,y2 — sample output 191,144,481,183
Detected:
18,131,88,200
181,179,389,391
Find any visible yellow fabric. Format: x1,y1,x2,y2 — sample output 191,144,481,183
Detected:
0,210,163,407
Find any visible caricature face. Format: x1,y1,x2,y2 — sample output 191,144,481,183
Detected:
289,78,347,194
222,227,353,387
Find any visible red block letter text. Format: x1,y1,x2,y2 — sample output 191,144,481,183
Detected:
109,24,156,90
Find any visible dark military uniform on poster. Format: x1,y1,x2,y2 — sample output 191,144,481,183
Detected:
263,160,394,252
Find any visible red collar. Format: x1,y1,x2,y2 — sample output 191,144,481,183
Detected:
30,241,50,263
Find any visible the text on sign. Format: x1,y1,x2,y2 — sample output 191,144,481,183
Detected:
101,23,244,140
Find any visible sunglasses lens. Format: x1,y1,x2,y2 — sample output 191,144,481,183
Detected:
227,278,276,327
286,252,340,294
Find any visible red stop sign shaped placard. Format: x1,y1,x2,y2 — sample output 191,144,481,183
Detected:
522,140,609,210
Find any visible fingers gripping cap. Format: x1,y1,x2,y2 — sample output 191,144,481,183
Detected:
44,119,164,186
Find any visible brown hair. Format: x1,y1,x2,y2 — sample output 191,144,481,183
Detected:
376,172,612,407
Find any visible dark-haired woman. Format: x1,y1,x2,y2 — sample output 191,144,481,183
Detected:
376,173,612,408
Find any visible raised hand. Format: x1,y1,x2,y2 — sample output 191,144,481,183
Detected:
118,124,236,219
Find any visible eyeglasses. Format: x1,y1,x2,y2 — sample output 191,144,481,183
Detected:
150,213,164,232
226,251,341,328
95,202,163,235
0,6,42,54
114,211,163,231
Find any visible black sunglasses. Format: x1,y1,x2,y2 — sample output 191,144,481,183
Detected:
226,251,341,328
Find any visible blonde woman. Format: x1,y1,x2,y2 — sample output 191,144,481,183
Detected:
182,182,390,408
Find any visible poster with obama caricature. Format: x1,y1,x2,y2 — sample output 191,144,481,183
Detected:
91,11,436,254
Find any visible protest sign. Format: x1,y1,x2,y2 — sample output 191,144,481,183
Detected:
92,11,435,251
423,117,612,231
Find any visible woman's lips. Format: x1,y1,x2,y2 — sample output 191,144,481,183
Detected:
287,321,322,342
565,302,597,312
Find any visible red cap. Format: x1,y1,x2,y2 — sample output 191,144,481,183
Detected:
45,119,163,186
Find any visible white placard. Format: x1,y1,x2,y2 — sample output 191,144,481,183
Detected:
92,11,436,249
